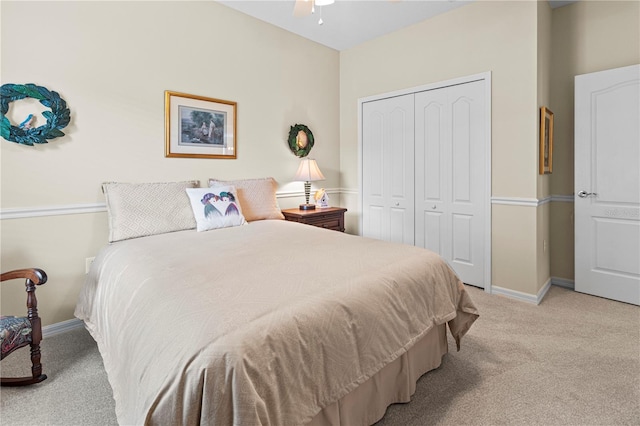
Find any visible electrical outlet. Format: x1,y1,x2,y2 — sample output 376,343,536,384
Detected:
85,257,95,274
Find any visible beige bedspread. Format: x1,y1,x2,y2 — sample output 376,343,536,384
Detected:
75,220,478,425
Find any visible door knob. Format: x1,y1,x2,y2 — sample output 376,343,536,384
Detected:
577,190,597,198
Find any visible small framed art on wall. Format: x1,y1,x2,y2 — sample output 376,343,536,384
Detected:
539,106,553,174
165,90,236,159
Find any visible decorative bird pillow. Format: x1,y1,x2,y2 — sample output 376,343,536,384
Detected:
186,186,247,232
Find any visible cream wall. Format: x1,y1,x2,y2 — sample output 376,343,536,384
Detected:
1,1,340,325
339,1,542,295
3,1,639,325
536,0,552,292
548,0,640,281
537,0,552,201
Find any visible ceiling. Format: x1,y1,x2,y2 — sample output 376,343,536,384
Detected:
216,0,472,51
216,1,578,51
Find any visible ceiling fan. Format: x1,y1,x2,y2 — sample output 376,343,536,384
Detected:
293,0,335,19
293,0,335,25
293,0,400,24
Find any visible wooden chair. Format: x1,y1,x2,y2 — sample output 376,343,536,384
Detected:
1,268,48,386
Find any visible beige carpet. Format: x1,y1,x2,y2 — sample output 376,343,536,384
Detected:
1,285,638,425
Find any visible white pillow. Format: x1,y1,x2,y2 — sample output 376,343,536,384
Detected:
103,181,199,243
185,186,247,232
208,177,284,221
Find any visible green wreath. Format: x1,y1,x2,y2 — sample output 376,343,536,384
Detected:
1,83,71,146
287,124,314,158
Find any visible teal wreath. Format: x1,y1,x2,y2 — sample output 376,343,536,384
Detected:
1,83,70,146
287,124,314,158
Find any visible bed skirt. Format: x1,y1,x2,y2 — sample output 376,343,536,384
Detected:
308,323,448,425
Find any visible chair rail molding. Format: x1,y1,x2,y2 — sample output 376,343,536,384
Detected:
491,195,574,207
1,192,574,220
0,188,344,219
0,203,108,220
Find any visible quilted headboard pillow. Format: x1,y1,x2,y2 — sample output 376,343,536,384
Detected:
208,177,284,222
103,180,199,243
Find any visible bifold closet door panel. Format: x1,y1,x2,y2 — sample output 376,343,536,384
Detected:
362,94,415,245
415,80,486,287
414,87,449,256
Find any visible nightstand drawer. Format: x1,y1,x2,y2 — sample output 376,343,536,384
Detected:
281,207,347,232
304,215,342,230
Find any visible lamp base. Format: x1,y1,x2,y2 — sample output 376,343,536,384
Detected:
299,203,316,211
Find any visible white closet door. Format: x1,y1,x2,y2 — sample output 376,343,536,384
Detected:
415,80,486,287
362,94,415,244
575,64,640,305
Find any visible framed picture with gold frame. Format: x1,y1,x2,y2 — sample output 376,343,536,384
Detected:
539,106,554,174
165,91,236,159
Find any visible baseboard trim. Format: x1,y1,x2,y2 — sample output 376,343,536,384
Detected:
537,278,552,304
491,279,551,305
42,318,84,338
491,286,538,304
551,276,575,290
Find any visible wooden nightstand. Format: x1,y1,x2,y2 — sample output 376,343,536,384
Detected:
281,207,347,232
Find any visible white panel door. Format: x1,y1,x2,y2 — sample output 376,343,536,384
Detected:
575,64,640,305
362,94,415,244
415,87,448,254
415,80,486,287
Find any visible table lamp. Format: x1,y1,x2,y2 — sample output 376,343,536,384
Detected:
293,158,325,210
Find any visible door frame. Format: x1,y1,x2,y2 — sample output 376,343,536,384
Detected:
357,71,492,293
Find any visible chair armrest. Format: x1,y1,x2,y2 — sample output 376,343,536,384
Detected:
1,268,47,286
1,268,48,325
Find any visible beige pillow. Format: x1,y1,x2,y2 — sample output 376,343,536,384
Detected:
103,181,199,242
208,177,284,222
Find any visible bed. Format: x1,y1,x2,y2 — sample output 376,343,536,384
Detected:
75,179,479,425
